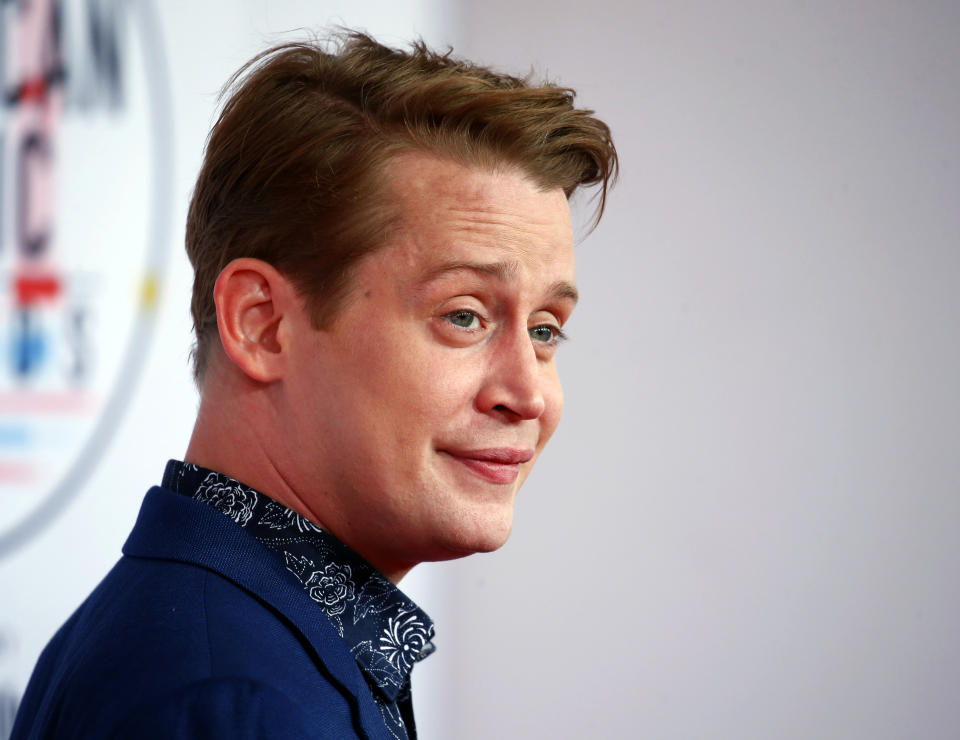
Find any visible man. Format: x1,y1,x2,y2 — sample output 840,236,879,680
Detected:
12,31,617,739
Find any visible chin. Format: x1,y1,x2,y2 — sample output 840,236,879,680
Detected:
434,505,515,560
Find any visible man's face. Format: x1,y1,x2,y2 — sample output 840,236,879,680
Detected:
280,152,577,580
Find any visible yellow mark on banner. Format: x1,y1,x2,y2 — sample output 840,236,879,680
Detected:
140,272,160,313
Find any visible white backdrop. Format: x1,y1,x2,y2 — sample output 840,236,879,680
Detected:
3,2,959,739
0,2,455,737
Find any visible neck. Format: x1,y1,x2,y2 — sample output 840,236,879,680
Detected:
186,359,310,513
185,365,413,584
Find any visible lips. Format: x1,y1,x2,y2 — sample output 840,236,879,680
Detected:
439,447,535,485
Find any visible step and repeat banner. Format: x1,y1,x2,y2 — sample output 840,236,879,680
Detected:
0,2,451,735
0,0,171,565
1,7,172,732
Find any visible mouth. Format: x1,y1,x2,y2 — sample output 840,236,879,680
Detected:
438,447,535,485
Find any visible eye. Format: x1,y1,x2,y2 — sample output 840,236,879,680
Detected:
444,310,482,330
529,324,567,345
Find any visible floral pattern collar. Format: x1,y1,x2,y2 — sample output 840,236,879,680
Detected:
162,460,435,739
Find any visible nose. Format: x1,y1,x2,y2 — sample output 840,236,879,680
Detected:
475,327,546,421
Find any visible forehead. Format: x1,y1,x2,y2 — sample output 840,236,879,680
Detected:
379,152,575,277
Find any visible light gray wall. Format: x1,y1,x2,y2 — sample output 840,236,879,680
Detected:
419,1,960,738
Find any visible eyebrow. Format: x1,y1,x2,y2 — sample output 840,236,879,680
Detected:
418,260,579,304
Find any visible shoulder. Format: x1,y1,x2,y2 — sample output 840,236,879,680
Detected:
16,556,361,739
107,677,353,740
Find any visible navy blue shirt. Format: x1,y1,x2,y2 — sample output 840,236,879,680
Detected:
162,460,435,740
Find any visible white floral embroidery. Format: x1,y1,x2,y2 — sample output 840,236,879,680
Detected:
379,611,430,671
193,472,258,526
258,501,323,533
305,562,357,617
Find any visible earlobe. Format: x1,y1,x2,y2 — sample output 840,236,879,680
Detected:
213,258,294,383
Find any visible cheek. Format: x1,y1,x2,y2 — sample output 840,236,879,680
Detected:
359,341,487,442
411,354,488,435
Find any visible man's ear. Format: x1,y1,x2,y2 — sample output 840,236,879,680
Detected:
213,258,300,383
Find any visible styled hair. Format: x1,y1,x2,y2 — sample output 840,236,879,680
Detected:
185,30,618,382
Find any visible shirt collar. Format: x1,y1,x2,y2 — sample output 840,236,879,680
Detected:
162,459,435,702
